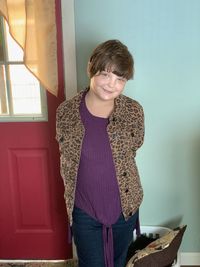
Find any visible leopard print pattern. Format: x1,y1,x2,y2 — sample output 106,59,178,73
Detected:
56,89,144,225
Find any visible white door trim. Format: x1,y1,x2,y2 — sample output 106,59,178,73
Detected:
61,0,77,99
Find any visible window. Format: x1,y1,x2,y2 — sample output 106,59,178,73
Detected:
0,17,47,122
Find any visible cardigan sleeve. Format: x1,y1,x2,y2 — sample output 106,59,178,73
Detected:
135,103,145,151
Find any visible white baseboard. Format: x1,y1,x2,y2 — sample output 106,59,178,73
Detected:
180,252,200,265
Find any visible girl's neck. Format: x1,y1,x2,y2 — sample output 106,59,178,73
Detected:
85,91,114,118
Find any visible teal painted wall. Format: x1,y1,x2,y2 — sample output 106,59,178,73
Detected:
74,0,200,252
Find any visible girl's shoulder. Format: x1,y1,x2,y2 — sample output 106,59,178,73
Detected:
117,94,143,113
56,90,85,117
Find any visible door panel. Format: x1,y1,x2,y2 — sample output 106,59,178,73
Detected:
9,148,54,232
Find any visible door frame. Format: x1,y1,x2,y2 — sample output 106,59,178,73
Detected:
61,0,77,99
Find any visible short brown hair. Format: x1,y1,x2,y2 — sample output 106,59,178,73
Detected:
88,39,134,80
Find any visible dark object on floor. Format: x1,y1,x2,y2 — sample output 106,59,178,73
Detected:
126,225,187,267
126,234,156,262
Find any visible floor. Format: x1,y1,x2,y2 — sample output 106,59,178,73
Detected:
0,262,199,267
0,261,77,267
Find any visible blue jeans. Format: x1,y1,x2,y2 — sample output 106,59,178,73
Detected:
72,207,138,267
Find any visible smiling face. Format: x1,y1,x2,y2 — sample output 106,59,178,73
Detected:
87,40,134,103
90,70,127,102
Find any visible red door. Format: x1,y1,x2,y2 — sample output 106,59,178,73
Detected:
0,1,72,260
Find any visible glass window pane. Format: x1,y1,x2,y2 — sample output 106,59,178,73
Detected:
0,22,4,61
9,65,42,115
5,21,23,61
0,65,8,115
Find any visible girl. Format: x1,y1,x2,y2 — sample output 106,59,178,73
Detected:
56,39,144,267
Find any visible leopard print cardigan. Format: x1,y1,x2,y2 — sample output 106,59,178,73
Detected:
56,89,145,226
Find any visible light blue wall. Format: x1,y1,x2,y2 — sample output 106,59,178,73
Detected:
74,0,200,252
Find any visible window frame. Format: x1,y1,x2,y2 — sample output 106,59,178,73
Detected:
0,17,48,122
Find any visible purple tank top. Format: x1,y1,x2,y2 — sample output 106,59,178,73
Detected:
75,93,122,225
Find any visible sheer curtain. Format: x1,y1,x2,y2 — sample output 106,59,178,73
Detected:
0,0,58,96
